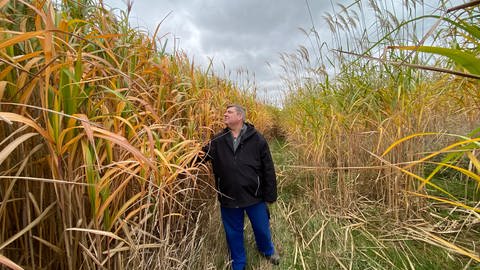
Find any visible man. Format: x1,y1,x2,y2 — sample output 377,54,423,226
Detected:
202,104,280,270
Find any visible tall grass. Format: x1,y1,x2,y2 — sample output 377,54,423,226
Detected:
279,0,479,266
281,0,479,213
0,0,272,269
382,131,480,263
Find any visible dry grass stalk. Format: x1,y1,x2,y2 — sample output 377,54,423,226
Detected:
0,0,273,269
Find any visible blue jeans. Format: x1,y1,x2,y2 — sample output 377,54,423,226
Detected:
220,202,275,270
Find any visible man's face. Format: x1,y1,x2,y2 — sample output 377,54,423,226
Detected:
224,107,242,126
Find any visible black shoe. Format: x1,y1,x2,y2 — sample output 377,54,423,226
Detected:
265,252,280,265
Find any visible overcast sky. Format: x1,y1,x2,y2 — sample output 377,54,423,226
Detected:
102,0,354,103
101,0,453,104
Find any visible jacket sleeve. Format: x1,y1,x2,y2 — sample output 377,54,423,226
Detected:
259,137,277,203
199,130,225,164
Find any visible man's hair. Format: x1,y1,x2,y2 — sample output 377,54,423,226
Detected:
227,104,246,122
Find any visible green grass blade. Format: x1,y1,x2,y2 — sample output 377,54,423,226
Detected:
392,46,480,75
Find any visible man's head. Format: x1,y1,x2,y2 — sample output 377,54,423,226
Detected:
224,104,246,128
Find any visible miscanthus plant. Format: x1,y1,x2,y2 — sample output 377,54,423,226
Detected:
281,0,479,213
279,0,479,266
381,130,480,263
0,0,272,269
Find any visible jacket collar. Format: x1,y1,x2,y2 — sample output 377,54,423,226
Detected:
221,122,256,152
223,122,256,140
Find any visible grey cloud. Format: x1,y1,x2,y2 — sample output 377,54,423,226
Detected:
104,0,341,102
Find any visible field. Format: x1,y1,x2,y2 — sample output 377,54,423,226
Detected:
0,0,479,269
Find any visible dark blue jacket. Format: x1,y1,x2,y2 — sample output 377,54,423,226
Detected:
202,123,277,208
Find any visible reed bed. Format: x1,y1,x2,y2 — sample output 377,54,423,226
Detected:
279,0,479,267
0,1,272,269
